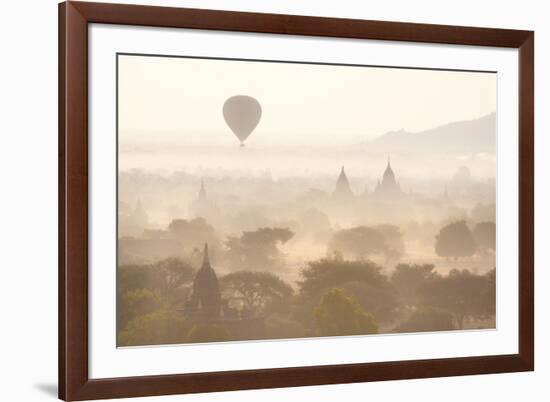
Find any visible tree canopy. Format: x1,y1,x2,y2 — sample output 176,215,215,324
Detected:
117,288,160,330
338,281,399,325
434,220,477,259
418,268,496,328
168,217,219,250
299,208,331,233
473,221,496,252
395,307,455,333
298,256,388,297
315,288,378,336
224,227,294,271
328,226,387,260
375,224,406,260
154,257,195,296
220,271,293,315
118,310,191,346
390,263,439,306
117,257,195,332
242,227,294,245
118,258,195,299
118,263,157,293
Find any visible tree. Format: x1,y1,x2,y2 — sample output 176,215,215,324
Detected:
153,257,195,298
293,257,389,332
264,313,306,340
117,263,159,331
315,288,378,336
473,221,496,252
375,224,406,264
328,226,387,260
187,324,229,343
418,269,496,329
224,227,294,271
117,257,195,330
299,208,331,233
118,263,156,293
117,288,161,331
241,227,294,247
390,264,440,306
434,220,477,259
220,271,293,315
298,255,388,297
394,307,455,333
339,281,399,325
168,217,219,251
118,310,191,346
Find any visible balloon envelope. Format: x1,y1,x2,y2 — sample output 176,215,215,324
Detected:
223,95,262,145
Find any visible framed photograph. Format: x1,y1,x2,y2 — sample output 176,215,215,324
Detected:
59,1,534,400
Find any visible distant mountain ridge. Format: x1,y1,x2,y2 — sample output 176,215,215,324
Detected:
366,113,496,155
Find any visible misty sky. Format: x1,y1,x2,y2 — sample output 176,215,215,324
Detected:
118,54,496,177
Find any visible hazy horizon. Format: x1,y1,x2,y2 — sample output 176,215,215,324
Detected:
118,54,496,178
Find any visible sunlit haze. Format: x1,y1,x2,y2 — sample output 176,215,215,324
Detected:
118,54,496,178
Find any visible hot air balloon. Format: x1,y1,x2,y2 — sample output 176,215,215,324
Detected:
223,95,262,147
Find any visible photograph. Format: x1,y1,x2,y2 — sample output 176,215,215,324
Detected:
116,54,497,346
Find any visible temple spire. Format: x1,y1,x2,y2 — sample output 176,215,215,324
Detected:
374,156,401,197
131,198,148,226
333,165,353,198
198,179,207,202
202,242,210,268
186,241,221,319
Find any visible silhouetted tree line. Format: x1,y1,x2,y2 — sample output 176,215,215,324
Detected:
435,220,496,259
117,252,495,346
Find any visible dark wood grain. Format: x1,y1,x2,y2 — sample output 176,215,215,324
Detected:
59,1,534,400
518,33,535,370
72,1,531,48
59,2,89,400
58,4,66,399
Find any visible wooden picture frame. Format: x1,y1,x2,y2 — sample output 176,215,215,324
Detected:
59,1,534,400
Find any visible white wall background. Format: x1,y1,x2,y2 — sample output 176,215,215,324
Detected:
0,0,546,401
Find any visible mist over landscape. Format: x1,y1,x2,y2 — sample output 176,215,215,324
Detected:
116,54,497,346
